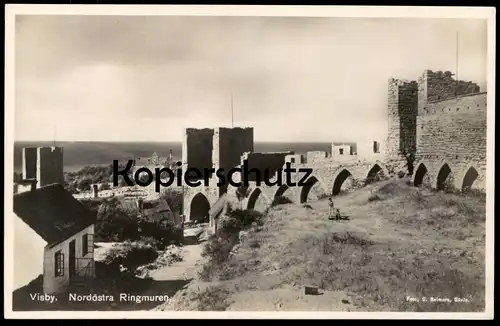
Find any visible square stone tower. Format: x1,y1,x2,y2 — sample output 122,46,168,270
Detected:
386,78,418,159
22,146,64,188
212,127,254,196
181,127,254,221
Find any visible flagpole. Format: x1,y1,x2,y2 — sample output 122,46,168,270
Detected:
53,127,56,147
231,92,234,128
456,31,459,83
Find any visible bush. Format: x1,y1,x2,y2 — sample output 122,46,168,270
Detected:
271,196,293,207
138,218,181,249
64,182,80,194
65,163,133,190
77,178,93,191
227,209,264,228
104,241,159,272
316,193,330,200
138,236,162,249
368,194,382,202
199,208,267,281
201,235,235,265
95,260,121,278
195,285,231,311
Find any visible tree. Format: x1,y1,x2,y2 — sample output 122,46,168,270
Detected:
93,198,139,242
160,189,183,214
77,177,93,191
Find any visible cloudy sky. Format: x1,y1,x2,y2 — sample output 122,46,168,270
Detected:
14,15,487,142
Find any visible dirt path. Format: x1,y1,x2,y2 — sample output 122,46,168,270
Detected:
127,243,205,311
149,243,205,282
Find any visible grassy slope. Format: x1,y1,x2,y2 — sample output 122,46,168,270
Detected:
164,178,486,312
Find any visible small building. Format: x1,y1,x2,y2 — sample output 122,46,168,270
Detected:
119,197,182,228
13,183,97,294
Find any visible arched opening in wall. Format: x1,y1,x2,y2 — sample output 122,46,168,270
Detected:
365,164,385,185
300,176,320,203
461,167,479,192
272,185,294,207
436,164,453,191
332,169,353,196
189,193,210,223
413,164,428,187
247,188,267,212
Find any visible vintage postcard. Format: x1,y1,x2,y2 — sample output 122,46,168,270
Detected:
4,5,495,319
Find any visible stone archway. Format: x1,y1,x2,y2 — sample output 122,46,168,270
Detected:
332,169,353,196
461,167,479,192
189,192,211,223
272,184,295,205
246,187,269,212
300,176,323,203
413,163,428,187
365,163,386,185
436,163,453,191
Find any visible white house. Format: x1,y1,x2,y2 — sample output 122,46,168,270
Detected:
13,183,97,294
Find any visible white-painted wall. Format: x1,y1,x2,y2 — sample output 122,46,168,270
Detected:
43,224,95,294
356,141,386,162
13,214,47,291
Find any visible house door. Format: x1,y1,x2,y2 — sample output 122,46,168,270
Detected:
69,240,76,278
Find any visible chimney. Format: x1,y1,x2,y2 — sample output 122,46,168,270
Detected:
92,184,99,198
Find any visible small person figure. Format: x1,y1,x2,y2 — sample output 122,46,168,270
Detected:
328,197,335,219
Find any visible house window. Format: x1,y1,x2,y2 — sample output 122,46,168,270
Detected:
82,234,94,256
373,141,380,153
290,158,296,163
54,251,64,277
339,149,344,155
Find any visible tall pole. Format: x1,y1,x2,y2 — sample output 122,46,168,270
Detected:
456,31,459,82
231,92,234,128
455,31,459,98
53,127,56,147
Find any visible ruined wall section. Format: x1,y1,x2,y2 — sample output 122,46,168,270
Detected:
37,147,64,187
387,78,418,159
240,151,292,182
416,93,487,168
182,128,214,181
418,70,481,115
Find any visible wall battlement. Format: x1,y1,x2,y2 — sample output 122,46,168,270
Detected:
387,69,485,160
418,70,481,115
421,92,487,116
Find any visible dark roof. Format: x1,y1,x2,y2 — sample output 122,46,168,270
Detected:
13,183,96,247
117,197,181,225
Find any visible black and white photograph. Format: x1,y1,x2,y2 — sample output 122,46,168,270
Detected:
4,5,495,319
